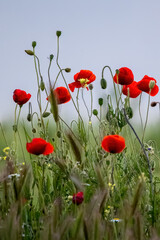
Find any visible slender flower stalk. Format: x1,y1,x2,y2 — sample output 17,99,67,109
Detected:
102,65,118,107
142,90,151,143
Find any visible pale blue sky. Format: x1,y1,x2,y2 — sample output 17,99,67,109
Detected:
1,0,160,124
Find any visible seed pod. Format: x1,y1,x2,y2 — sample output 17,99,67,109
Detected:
89,84,93,90
100,78,107,89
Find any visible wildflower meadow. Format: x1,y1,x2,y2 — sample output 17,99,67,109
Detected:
1,31,160,240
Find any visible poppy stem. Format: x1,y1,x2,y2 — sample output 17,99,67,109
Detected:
123,108,154,198
139,93,143,130
142,92,151,143
56,36,84,125
102,66,118,108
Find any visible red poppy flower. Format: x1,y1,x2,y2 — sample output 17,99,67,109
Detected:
137,75,159,96
101,135,125,153
72,191,84,205
68,70,96,92
13,89,31,106
26,138,54,155
113,67,134,85
122,81,142,98
47,87,71,104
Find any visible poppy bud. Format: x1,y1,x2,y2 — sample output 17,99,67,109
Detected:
149,80,156,89
32,41,37,48
125,106,133,119
42,112,50,118
56,31,62,37
40,78,45,91
50,54,54,61
98,98,103,106
65,68,71,73
32,128,36,133
93,109,98,116
57,131,61,138
27,113,32,122
13,124,17,132
25,50,34,56
151,102,158,107
89,84,93,90
100,78,107,89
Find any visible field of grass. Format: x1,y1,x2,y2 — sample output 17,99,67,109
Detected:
0,32,160,240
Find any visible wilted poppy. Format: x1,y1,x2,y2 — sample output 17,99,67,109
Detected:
101,135,125,153
68,70,96,92
72,191,84,205
26,138,54,155
13,89,31,106
137,75,159,96
113,67,134,85
47,87,71,104
122,81,142,98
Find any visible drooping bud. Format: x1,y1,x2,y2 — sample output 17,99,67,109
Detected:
65,68,71,73
93,109,98,116
151,102,158,107
98,98,103,106
27,113,32,122
25,50,34,56
100,78,107,89
149,80,156,89
42,112,51,118
56,31,62,37
32,41,37,48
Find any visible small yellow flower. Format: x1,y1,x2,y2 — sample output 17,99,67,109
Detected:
3,147,10,155
22,162,25,165
3,156,7,160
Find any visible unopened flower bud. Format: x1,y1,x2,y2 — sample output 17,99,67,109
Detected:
32,41,37,48
57,131,61,138
98,98,103,106
65,68,71,73
89,84,93,90
25,50,34,56
40,78,45,91
13,124,17,132
27,113,32,122
149,80,156,89
100,78,107,89
93,109,98,116
151,101,158,107
32,128,36,133
56,31,62,37
50,54,54,61
42,112,50,118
